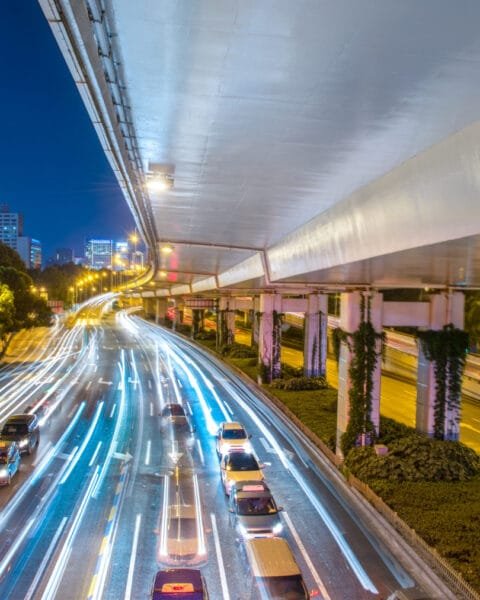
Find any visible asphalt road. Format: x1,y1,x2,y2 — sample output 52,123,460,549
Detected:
0,311,452,599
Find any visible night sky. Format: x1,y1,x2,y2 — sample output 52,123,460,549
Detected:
0,1,135,261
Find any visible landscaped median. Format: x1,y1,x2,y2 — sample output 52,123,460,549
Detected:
194,337,480,596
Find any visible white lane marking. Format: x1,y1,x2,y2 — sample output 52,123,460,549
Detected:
177,378,183,388
224,401,234,416
150,402,154,417
109,403,117,419
283,511,331,600
186,401,193,415
124,514,142,600
259,437,276,453
196,439,205,466
0,518,36,579
88,442,103,467
25,517,68,600
86,381,92,390
210,513,230,600
148,380,152,390
145,440,151,466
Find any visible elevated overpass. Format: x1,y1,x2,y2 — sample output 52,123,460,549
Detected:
39,1,480,451
39,0,480,293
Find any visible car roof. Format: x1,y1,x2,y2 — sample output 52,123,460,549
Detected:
233,480,270,493
152,569,204,599
4,414,35,424
246,538,301,578
222,422,245,430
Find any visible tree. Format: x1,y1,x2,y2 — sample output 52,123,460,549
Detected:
0,283,14,352
0,242,26,272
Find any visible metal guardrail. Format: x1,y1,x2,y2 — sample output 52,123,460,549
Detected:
347,473,480,600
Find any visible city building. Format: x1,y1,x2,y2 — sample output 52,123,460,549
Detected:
50,247,74,265
85,239,113,270
115,241,129,270
17,237,42,270
0,204,23,253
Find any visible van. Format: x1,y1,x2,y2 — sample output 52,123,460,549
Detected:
0,414,40,455
244,537,312,599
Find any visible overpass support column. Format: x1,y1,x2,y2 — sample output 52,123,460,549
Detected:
304,293,328,378
416,292,465,440
336,291,383,456
216,298,236,349
258,294,282,382
155,298,167,324
143,297,155,319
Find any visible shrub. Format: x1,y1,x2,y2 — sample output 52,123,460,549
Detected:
345,435,480,482
220,342,257,358
196,330,216,341
270,376,328,391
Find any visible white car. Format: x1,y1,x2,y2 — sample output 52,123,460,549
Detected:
216,422,252,457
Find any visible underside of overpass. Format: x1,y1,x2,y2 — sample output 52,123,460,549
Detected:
40,0,480,294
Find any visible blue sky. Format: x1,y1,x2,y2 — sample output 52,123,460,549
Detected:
0,1,135,261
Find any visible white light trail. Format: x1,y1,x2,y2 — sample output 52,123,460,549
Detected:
145,440,151,466
211,513,230,600
124,514,142,600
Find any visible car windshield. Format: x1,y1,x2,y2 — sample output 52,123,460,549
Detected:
227,454,259,471
237,497,277,515
223,429,247,440
257,575,308,599
168,517,197,540
2,424,27,435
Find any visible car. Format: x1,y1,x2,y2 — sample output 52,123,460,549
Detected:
0,414,39,455
216,422,252,457
244,537,315,599
229,480,283,538
164,504,201,564
161,404,195,437
220,451,264,495
0,440,21,485
151,568,209,599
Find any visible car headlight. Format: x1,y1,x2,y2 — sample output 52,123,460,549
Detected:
19,439,28,448
272,522,283,535
0,469,7,477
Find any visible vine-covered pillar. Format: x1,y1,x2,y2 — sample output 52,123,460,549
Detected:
192,309,203,339
335,291,383,457
258,293,283,382
304,293,328,377
416,292,464,439
143,297,155,319
155,298,168,324
217,297,236,348
252,298,260,346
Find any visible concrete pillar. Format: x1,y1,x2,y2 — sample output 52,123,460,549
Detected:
253,298,260,346
258,294,283,382
143,297,155,320
155,298,168,324
336,291,383,456
416,292,464,440
192,309,203,339
217,297,236,348
304,293,328,377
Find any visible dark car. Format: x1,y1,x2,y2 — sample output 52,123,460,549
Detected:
0,414,40,455
161,404,195,434
151,568,209,599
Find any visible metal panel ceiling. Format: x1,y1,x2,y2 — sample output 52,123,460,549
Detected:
42,0,480,290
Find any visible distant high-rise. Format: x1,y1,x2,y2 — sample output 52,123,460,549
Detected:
17,237,42,270
51,248,74,265
85,239,113,270
0,204,24,252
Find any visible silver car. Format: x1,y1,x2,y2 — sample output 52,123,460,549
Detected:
228,480,283,538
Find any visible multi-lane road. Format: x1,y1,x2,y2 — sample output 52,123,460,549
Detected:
0,311,455,599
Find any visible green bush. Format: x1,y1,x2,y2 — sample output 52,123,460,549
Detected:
345,435,480,482
195,330,216,341
220,342,257,358
280,363,304,378
270,376,328,391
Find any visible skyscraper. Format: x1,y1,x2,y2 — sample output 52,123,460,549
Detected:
85,239,113,270
0,204,23,252
17,237,42,270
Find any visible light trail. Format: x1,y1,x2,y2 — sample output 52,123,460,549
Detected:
210,513,230,600
124,514,142,600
